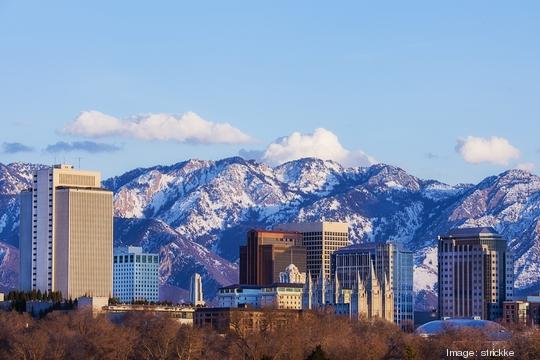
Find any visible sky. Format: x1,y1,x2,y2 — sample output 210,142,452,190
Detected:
1,1,539,184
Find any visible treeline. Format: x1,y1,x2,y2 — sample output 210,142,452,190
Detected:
0,310,539,360
6,290,63,303
5,291,76,313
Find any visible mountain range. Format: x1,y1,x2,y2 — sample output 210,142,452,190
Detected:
1,157,540,309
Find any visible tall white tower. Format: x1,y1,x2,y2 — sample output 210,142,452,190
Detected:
190,273,205,306
19,164,113,299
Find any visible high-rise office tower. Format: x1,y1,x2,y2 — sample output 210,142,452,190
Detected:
275,222,349,281
190,273,205,306
239,229,306,285
113,246,159,303
331,241,414,330
438,227,514,321
19,164,113,299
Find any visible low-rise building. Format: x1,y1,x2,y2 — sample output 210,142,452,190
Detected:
194,307,302,333
78,296,109,314
503,301,529,325
217,283,304,310
503,296,540,326
104,304,195,325
26,301,54,317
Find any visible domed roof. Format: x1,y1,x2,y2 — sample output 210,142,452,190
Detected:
416,318,510,340
285,264,299,272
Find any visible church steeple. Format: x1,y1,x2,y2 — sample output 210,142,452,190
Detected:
335,271,342,304
303,270,313,310
316,267,326,308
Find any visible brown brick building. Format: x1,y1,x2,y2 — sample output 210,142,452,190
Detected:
239,229,306,285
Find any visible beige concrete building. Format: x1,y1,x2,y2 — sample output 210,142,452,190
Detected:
438,227,514,321
19,165,113,299
275,222,350,281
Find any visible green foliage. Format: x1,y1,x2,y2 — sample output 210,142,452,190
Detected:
6,290,68,313
108,297,121,305
405,344,416,360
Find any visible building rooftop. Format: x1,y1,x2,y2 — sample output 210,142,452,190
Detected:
274,221,349,232
415,318,510,340
220,283,305,291
333,241,411,254
442,227,502,239
196,307,301,313
55,186,111,192
249,229,303,235
53,164,74,169
114,246,158,256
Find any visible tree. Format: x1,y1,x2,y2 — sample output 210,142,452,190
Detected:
306,345,329,360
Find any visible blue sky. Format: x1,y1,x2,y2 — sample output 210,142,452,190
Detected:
1,1,539,184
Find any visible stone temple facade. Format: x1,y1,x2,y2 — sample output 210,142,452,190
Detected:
279,264,307,284
303,263,394,322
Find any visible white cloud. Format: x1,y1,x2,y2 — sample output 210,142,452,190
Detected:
63,111,253,144
516,162,536,172
248,128,376,167
455,136,520,165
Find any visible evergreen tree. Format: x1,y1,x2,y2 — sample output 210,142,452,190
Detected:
306,345,329,360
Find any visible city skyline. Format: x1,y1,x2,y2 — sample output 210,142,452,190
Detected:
1,2,540,184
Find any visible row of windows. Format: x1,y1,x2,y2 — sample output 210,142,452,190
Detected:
113,254,159,264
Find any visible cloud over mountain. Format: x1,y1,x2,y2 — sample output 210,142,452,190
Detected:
242,128,376,167
45,141,121,153
517,162,536,172
455,136,520,165
2,142,34,154
63,111,253,145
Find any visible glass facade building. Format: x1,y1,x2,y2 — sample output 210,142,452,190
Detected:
331,241,414,330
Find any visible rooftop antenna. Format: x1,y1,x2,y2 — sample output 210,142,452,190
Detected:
78,157,82,169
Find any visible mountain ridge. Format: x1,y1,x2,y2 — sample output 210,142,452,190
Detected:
1,158,539,306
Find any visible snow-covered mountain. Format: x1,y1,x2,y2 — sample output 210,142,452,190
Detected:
1,158,540,307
